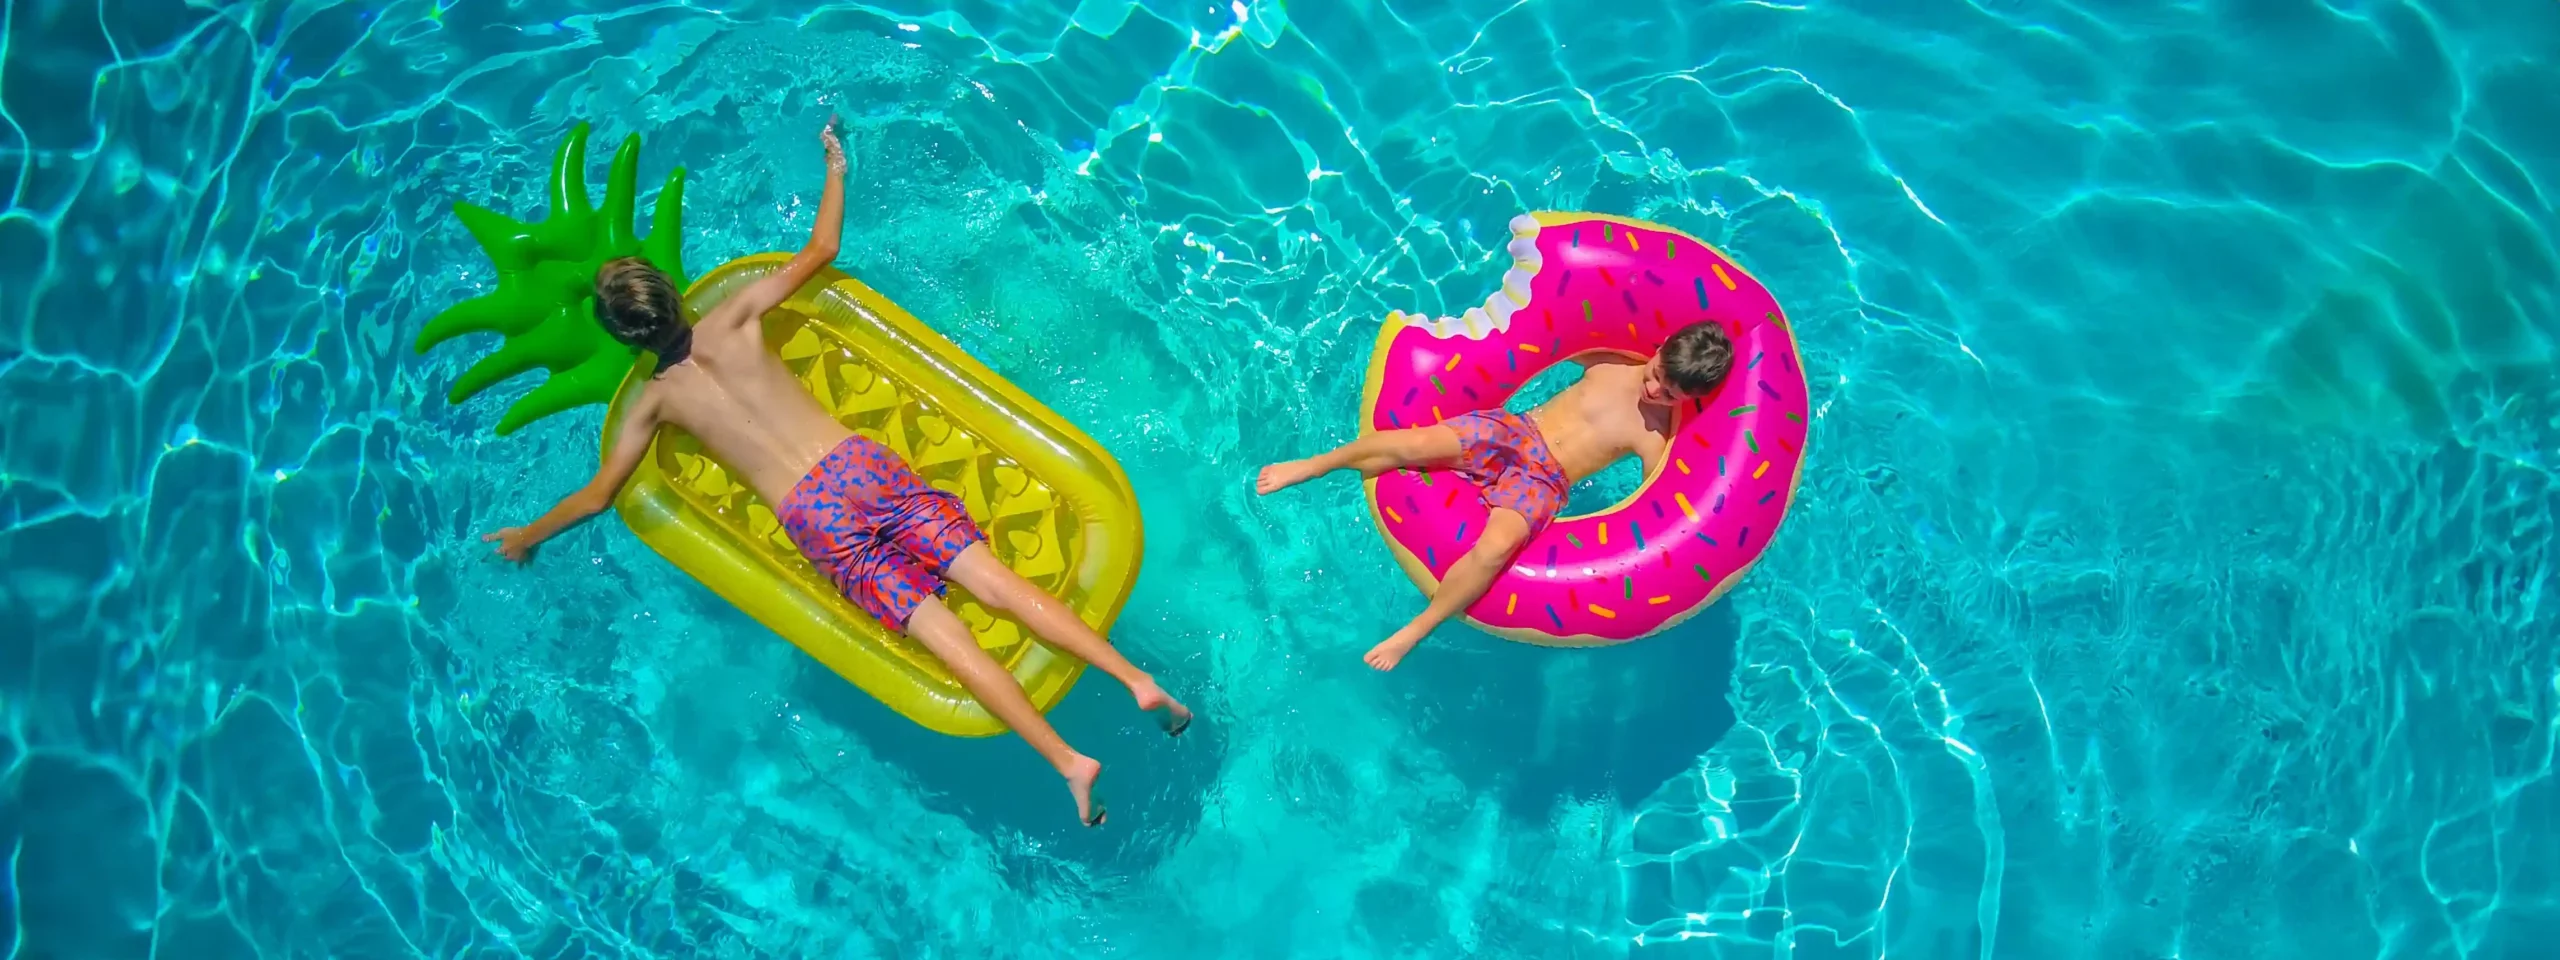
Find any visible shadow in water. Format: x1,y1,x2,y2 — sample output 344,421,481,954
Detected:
1402,599,1742,818
790,655,1220,860
779,590,1733,855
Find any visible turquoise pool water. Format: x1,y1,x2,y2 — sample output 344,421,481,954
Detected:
6,0,2559,956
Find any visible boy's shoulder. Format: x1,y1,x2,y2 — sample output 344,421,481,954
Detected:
1588,359,1645,390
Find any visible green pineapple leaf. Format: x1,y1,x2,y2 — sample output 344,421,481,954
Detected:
416,122,689,435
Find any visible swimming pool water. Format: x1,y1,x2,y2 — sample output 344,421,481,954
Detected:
5,0,2558,956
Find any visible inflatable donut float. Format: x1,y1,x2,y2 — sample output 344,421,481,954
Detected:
1359,212,1809,646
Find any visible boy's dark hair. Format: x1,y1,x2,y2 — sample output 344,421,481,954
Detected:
594,257,685,352
1661,321,1736,397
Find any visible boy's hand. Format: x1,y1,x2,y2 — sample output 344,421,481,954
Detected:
820,114,846,174
484,526,540,563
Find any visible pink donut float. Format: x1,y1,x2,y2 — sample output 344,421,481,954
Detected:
1359,211,1810,646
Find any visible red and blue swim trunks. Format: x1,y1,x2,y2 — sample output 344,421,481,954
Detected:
1443,409,1569,532
777,434,987,630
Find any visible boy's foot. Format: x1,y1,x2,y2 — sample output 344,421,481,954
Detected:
1131,677,1194,737
1255,458,1327,495
1066,755,1106,827
1364,631,1423,671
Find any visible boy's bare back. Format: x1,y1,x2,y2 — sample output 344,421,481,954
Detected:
623,305,856,507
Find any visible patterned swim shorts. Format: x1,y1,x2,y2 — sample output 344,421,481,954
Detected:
1443,409,1570,533
776,434,987,630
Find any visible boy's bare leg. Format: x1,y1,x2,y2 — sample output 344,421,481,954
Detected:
1256,425,1463,494
1366,507,1533,671
944,543,1192,736
903,596,1109,825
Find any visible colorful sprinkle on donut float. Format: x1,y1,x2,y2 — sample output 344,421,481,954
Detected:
1359,211,1810,646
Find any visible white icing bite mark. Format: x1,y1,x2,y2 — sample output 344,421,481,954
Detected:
1407,213,1557,341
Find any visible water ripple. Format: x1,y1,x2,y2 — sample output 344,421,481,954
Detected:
4,0,2557,957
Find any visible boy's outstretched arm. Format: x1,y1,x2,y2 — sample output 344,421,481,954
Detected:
704,115,849,335
1364,507,1533,671
486,392,661,561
